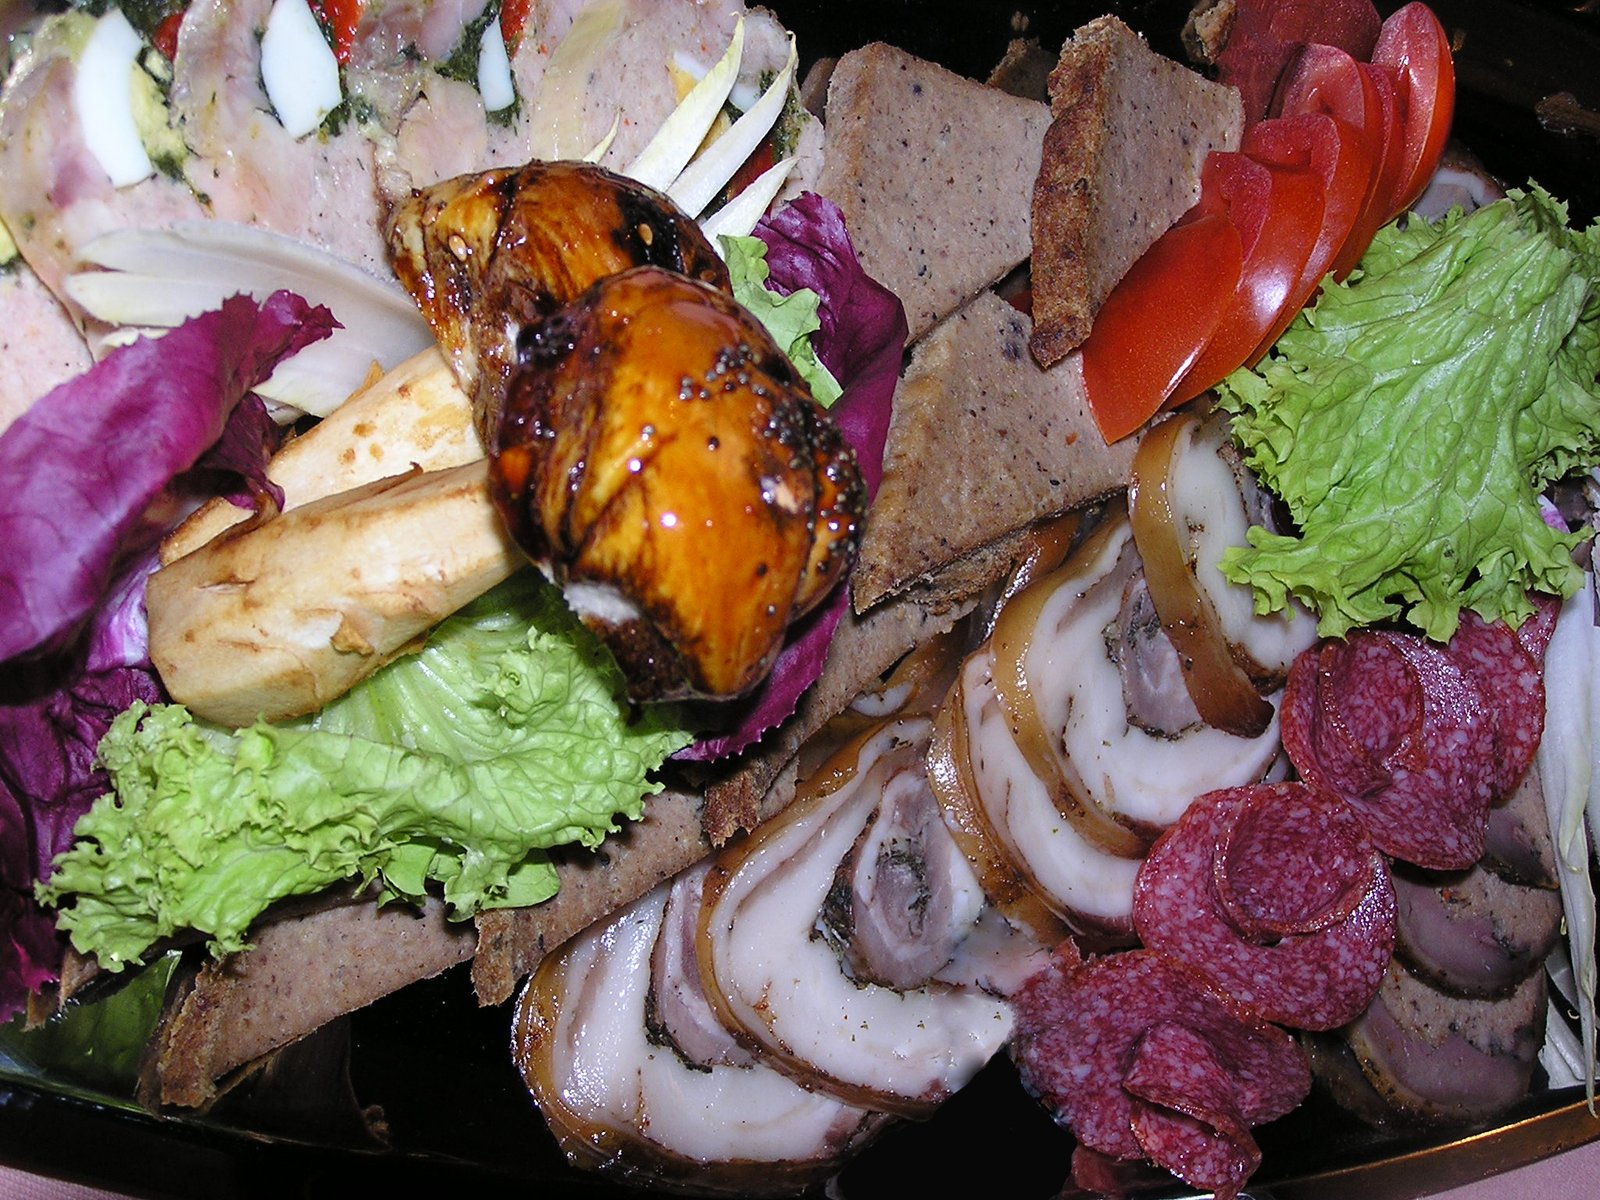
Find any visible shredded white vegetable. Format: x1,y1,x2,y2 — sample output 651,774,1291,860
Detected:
1537,562,1600,1109
1543,945,1588,1088
669,35,796,218
625,17,745,191
66,222,432,419
699,156,798,242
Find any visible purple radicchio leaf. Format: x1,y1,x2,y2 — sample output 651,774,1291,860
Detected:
678,194,907,761
0,291,334,665
0,549,166,1021
0,293,331,1016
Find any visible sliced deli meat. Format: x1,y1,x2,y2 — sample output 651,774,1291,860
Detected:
145,895,473,1110
1005,512,1283,833
1341,957,1548,1124
1012,947,1309,1200
1440,609,1546,799
1280,631,1499,869
1133,782,1396,1030
940,648,1144,939
1483,765,1559,889
515,880,887,1194
853,293,1135,610
698,719,1011,1115
0,263,91,438
171,0,389,276
1392,861,1561,998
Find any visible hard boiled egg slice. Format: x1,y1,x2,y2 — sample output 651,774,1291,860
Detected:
477,16,515,113
73,10,154,188
260,0,342,138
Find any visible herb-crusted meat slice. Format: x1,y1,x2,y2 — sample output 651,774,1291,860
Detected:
1029,16,1243,368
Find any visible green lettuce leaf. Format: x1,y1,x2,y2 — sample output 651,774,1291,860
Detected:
38,572,693,970
1217,186,1600,640
722,233,843,406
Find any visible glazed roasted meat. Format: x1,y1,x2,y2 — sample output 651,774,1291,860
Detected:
386,160,731,442
387,161,864,701
492,265,863,700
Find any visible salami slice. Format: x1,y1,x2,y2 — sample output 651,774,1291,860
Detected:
1135,783,1395,1030
1212,783,1371,938
1281,632,1497,869
1514,592,1560,661
1443,609,1544,799
1011,949,1308,1172
1125,1022,1259,1199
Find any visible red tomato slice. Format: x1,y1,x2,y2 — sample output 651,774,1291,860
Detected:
1168,153,1324,404
1081,212,1243,443
311,0,363,65
1373,2,1456,218
1242,112,1370,314
1350,62,1408,255
1272,43,1385,276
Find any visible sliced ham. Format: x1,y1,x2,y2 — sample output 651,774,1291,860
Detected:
945,649,1143,939
171,0,390,276
0,262,92,437
1010,513,1283,833
0,45,207,317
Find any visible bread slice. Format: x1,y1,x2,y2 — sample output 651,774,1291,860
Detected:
1029,16,1243,367
816,43,1050,344
852,291,1136,610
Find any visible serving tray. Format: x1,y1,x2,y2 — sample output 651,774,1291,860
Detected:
2,0,1598,1196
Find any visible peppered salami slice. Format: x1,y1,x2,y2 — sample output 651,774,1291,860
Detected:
1282,633,1496,870
1135,782,1395,1030
1444,610,1544,798
1317,635,1419,790
1213,783,1372,938
1011,949,1308,1169
1125,1022,1259,1199
1280,638,1404,800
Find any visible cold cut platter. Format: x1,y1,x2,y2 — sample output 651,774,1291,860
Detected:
2,0,1599,1197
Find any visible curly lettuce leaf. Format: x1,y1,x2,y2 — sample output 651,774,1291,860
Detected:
40,572,693,971
1217,186,1600,640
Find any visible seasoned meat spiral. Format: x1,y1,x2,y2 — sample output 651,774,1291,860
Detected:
492,266,864,701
